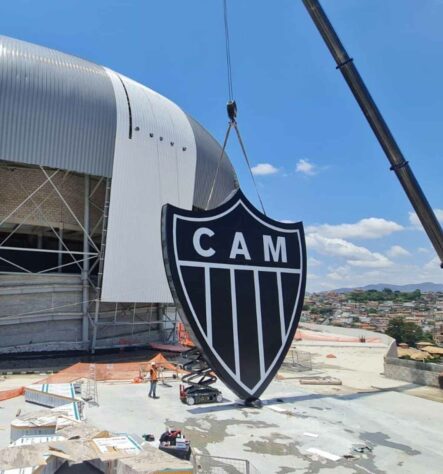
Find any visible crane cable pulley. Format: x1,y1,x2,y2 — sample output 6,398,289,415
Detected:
206,0,266,215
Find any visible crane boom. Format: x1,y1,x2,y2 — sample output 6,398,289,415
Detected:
302,0,443,268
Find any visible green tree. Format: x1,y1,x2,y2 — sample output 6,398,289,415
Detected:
385,317,426,346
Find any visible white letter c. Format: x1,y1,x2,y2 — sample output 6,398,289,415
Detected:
193,227,215,257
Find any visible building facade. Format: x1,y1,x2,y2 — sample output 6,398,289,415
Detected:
0,35,238,353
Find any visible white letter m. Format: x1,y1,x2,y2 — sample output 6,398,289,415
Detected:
263,235,287,263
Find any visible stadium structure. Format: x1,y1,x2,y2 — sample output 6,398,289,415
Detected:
0,35,238,354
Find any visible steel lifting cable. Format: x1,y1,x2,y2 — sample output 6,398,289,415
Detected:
233,123,266,214
206,0,266,215
206,120,233,209
223,0,234,102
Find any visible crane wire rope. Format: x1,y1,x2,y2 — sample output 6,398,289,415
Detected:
223,0,234,101
206,0,266,215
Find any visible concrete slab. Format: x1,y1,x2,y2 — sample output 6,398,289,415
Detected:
1,344,443,473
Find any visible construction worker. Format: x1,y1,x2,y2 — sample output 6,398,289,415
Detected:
148,362,159,398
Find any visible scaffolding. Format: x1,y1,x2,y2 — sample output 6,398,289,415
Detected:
0,162,173,353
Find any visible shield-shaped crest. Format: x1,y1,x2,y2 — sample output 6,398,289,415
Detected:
161,189,306,400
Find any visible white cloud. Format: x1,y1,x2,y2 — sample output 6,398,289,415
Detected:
295,159,317,176
424,256,441,271
326,267,348,281
387,245,411,258
251,163,278,176
346,256,393,268
307,256,443,293
307,218,403,240
305,213,442,293
306,233,393,268
308,257,322,267
409,208,443,228
307,273,320,280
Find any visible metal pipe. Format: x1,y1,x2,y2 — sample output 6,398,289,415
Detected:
82,175,90,344
302,0,443,267
91,178,111,354
0,245,96,255
58,227,63,272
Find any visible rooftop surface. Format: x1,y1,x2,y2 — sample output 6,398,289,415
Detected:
1,331,443,473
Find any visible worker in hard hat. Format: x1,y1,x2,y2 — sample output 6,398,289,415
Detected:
148,362,159,399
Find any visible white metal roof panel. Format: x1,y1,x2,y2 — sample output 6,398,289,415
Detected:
101,71,197,303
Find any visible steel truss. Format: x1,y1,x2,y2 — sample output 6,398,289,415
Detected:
0,163,102,347
0,163,175,352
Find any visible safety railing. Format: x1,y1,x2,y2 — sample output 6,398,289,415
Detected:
192,453,260,473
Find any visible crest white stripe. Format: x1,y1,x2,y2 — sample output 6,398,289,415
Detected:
230,269,240,378
253,270,266,379
276,271,286,342
205,267,212,345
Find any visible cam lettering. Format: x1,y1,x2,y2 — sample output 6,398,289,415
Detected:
229,232,251,260
192,228,289,263
193,227,215,257
263,235,287,263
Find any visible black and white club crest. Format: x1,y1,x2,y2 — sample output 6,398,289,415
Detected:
161,189,306,400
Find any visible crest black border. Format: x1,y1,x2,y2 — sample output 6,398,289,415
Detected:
161,189,307,400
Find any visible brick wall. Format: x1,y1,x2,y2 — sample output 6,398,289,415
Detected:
0,166,105,234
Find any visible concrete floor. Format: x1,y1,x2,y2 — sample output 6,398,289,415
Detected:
1,344,443,473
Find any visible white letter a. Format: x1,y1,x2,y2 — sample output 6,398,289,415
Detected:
229,232,251,260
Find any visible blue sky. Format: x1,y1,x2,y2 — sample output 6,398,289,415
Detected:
2,0,442,291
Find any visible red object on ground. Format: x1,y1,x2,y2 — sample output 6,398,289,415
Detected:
148,342,189,353
0,386,24,401
295,329,381,343
326,354,337,358
177,323,195,347
40,353,185,384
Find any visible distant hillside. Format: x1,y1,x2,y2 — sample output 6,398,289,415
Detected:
332,282,443,293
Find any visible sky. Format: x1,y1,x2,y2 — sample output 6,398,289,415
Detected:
1,0,442,291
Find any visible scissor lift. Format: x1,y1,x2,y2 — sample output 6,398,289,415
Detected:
179,348,223,406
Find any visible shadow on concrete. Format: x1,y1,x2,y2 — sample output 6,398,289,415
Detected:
187,383,420,415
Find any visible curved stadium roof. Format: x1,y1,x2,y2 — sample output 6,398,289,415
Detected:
0,35,238,209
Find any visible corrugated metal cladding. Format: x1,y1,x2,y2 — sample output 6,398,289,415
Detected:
0,35,239,207
101,71,197,303
0,35,116,177
187,115,239,210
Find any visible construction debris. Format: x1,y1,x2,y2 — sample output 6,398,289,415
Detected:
307,447,341,461
56,422,109,441
24,383,82,408
299,376,342,385
10,403,82,442
0,421,193,474
353,445,373,453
